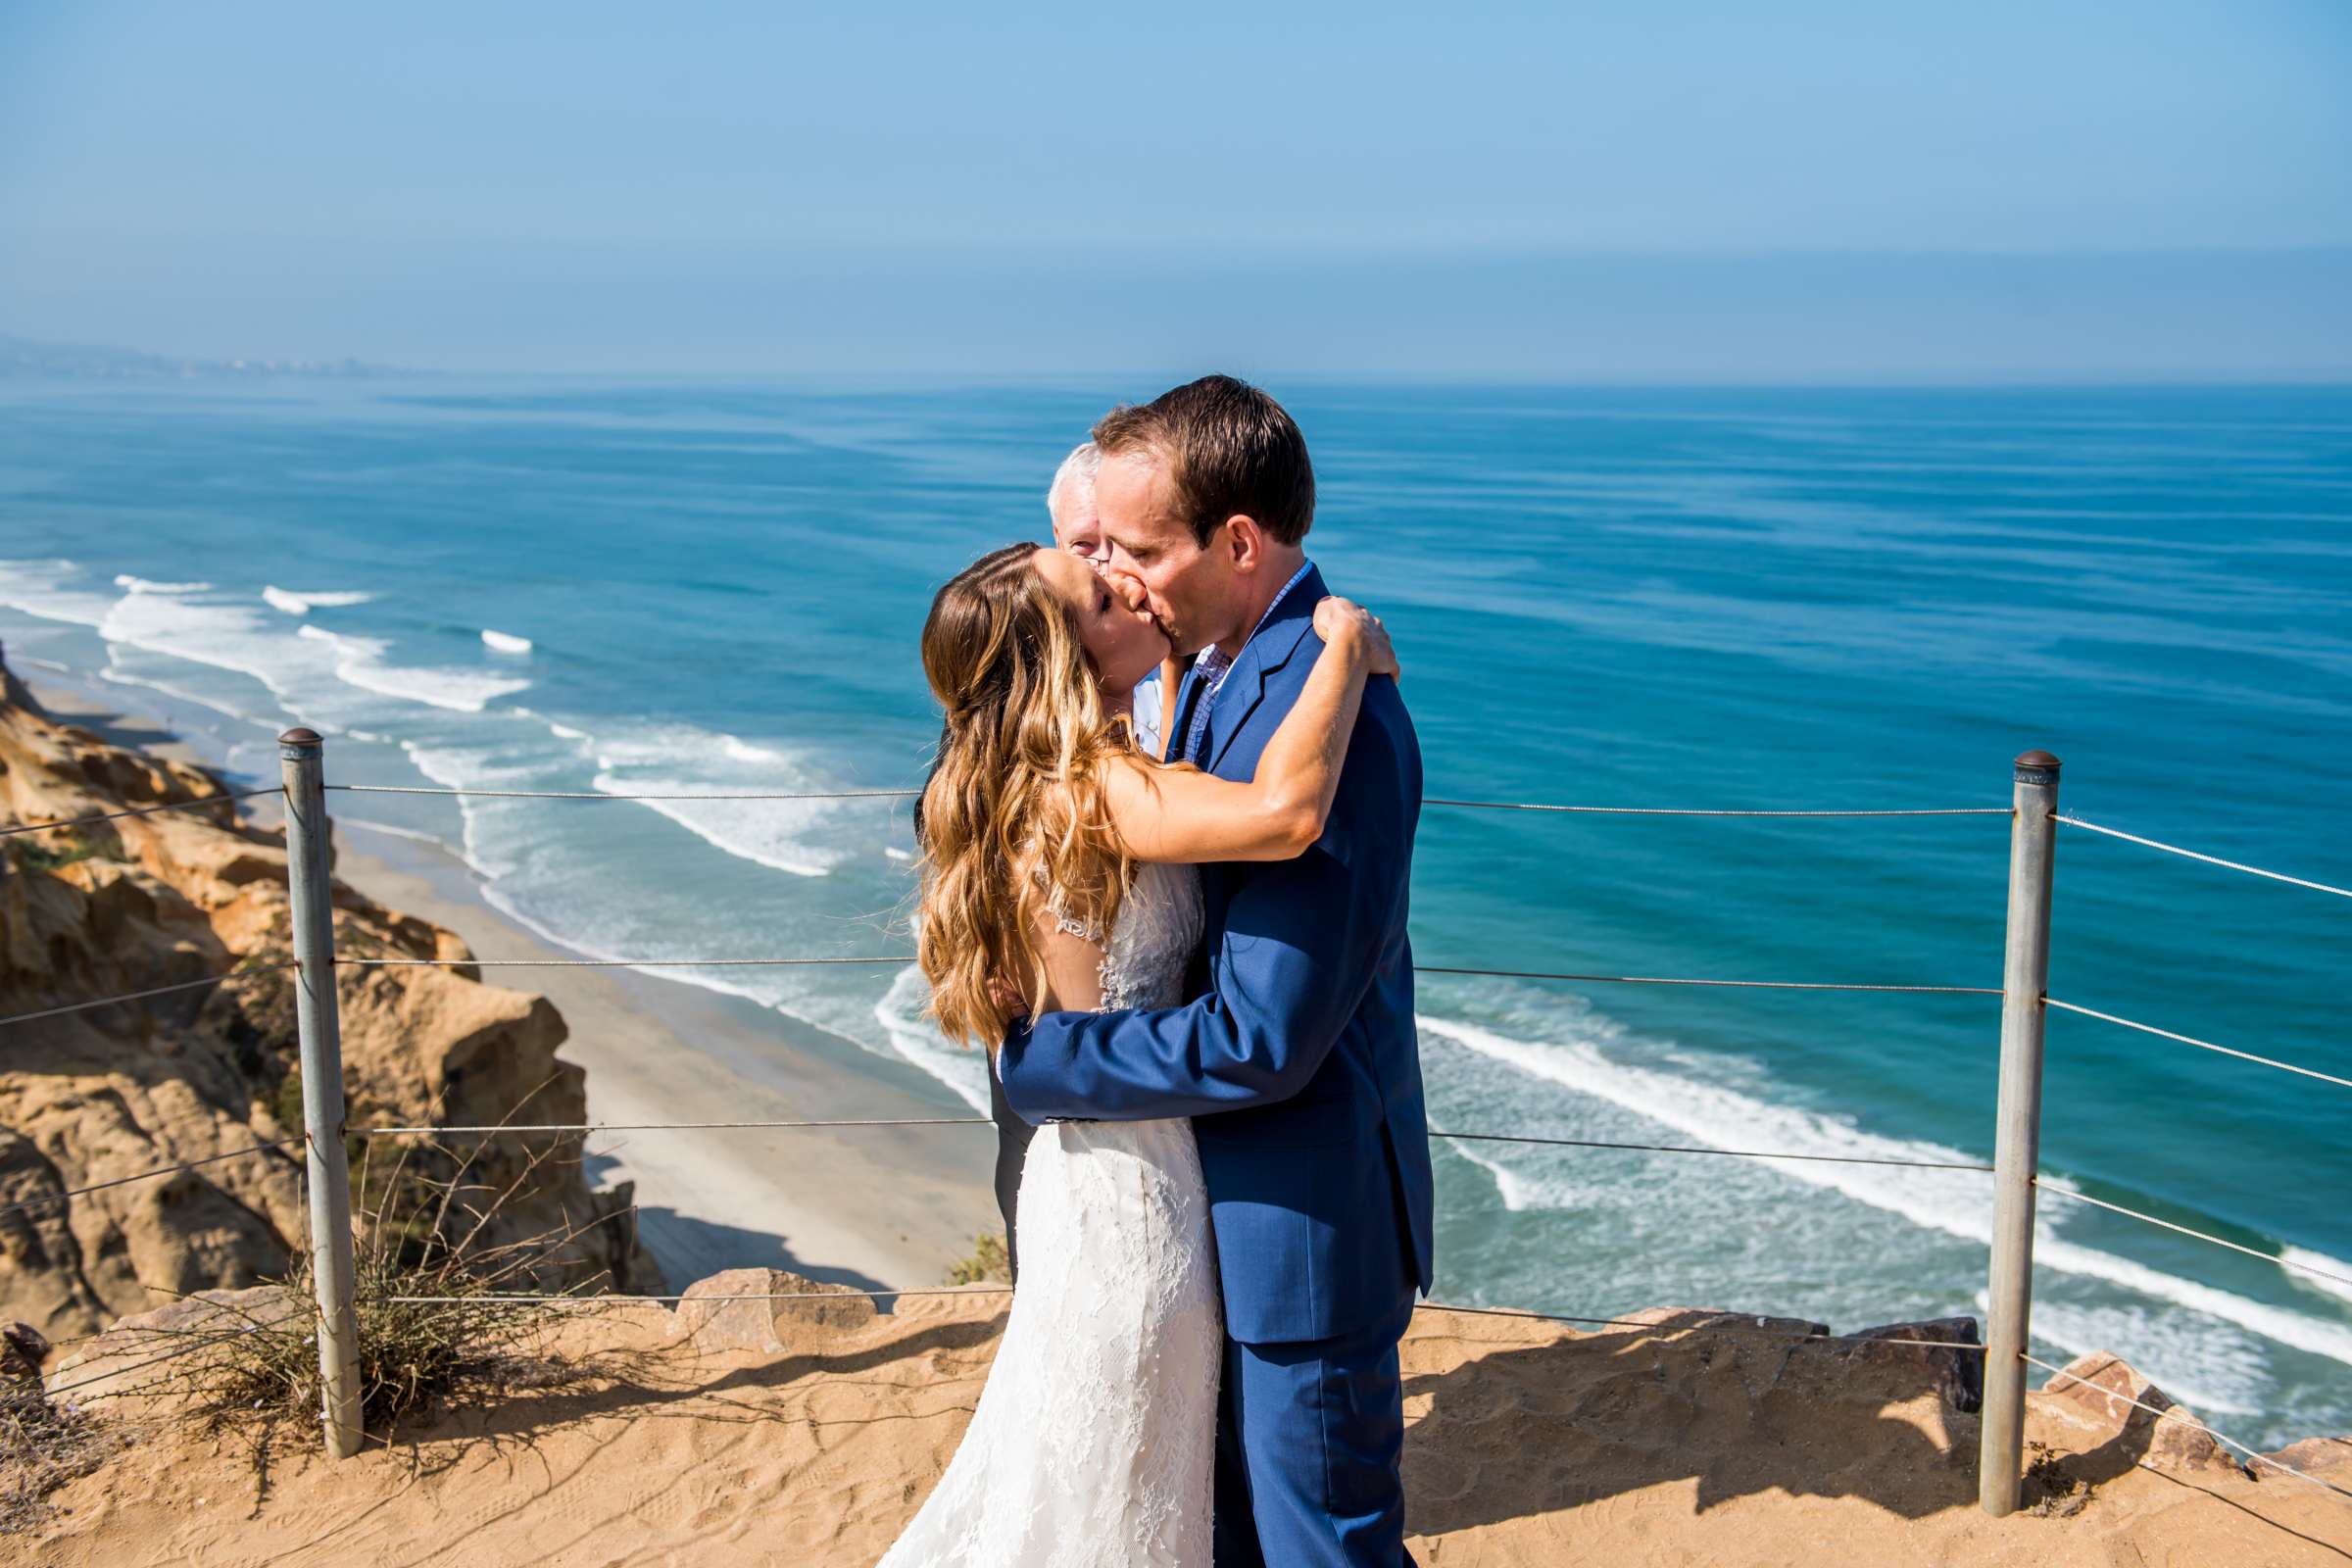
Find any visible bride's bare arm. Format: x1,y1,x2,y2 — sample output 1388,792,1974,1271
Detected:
1099,598,1398,864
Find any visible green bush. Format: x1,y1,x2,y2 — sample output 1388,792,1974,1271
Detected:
6,828,122,874
947,1232,1011,1286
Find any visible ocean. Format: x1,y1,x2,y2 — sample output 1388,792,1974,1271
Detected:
2,377,2346,1447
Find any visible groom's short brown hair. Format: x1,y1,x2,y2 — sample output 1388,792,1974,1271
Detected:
1092,374,1315,548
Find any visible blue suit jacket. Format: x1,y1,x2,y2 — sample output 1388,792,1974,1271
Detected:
999,564,1435,1345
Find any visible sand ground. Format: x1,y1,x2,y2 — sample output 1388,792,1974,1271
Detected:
28,1298,2351,1566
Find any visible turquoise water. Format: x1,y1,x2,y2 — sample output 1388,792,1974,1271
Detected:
3,378,2347,1446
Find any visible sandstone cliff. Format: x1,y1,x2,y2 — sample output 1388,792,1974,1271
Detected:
0,659,661,1348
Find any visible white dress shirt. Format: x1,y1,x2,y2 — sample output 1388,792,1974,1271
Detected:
1131,667,1164,758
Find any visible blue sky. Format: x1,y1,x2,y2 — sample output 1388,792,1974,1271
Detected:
3,2,2348,376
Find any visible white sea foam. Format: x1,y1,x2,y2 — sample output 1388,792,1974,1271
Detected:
100,588,331,706
263,586,375,615
873,964,991,1114
388,716,924,1077
93,667,278,731
2282,1248,2352,1306
0,559,116,627
588,722,858,878
1418,1008,2352,1370
481,628,533,655
1445,1137,1553,1211
295,624,530,712
113,574,213,594
338,814,456,850
2,561,531,728
1419,1011,1989,1225
720,735,781,763
452,871,784,1015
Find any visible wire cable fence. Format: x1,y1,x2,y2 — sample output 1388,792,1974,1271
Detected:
1418,964,2000,996
0,1137,303,1221
0,1114,1994,1238
1422,798,2011,818
41,1328,267,1402
22,738,2352,1519
2043,997,2352,1092
324,780,2022,819
329,783,922,802
0,785,283,839
1416,1300,1989,1353
4,778,2023,844
33,959,2347,1099
341,953,2008,996
2034,1184,2352,1293
0,954,2011,1033
342,956,910,970
386,1286,1016,1306
2057,813,2352,903
344,1114,1996,1175
371,1286,1988,1355
0,962,301,1030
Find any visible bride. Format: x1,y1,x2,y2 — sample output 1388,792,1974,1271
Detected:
880,541,1396,1567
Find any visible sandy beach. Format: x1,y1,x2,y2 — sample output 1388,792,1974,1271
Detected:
23,675,1002,1298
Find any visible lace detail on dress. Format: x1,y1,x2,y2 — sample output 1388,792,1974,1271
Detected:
878,860,1217,1567
1095,862,1204,1012
1041,862,1202,1011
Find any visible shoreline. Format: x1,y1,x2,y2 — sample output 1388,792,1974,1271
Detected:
25,675,1001,1297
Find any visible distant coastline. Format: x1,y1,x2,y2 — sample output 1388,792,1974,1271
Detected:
0,329,408,382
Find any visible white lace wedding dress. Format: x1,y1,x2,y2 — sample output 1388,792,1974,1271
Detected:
878,860,1221,1567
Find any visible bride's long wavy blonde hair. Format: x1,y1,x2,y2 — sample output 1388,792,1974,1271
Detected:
915,543,1136,1050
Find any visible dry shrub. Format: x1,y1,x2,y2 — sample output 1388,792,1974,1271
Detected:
1,1372,123,1535
74,1122,626,1494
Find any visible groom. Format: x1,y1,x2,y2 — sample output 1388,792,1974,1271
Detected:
998,374,1433,1567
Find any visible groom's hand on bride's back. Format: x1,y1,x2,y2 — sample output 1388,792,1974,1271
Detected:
988,971,1027,1019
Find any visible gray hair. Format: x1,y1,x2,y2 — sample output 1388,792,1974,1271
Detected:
1046,440,1102,523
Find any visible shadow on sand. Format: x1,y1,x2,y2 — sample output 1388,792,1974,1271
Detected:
581,1150,896,1297
1399,1310,2155,1531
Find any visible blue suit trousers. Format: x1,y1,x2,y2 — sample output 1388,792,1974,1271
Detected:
1212,1290,1419,1568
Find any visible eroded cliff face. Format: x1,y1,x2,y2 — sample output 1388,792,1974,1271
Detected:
0,662,661,1346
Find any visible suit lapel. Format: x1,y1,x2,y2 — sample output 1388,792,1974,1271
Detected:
1201,565,1324,776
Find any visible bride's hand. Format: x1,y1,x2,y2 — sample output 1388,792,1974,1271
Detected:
1314,597,1400,681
